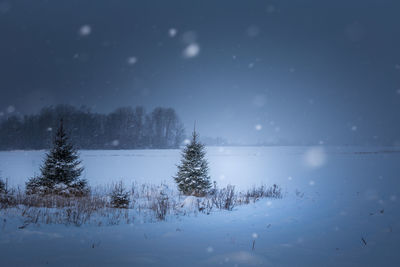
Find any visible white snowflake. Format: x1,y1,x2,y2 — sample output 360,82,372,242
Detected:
304,147,326,168
111,140,119,146
183,43,200,58
79,25,92,36
266,5,276,14
6,105,15,113
182,31,197,44
0,2,11,14
252,233,258,239
351,125,357,131
254,124,262,131
168,28,177,37
206,246,214,253
309,180,315,186
246,25,260,37
127,57,138,65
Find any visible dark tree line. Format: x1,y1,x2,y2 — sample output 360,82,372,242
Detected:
0,105,185,150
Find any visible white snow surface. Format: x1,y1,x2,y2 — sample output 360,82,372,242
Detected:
181,195,199,210
0,146,399,266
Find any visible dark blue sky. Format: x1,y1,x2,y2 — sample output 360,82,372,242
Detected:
1,0,400,145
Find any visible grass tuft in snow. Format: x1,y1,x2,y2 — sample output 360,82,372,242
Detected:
0,182,283,226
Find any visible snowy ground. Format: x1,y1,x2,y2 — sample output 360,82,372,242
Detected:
0,146,399,266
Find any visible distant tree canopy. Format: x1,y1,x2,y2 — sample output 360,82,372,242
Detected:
0,105,185,150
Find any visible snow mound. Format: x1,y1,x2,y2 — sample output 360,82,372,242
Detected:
181,196,199,210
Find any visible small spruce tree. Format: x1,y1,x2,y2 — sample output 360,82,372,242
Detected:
0,177,12,206
174,127,211,196
110,181,130,208
0,177,6,194
26,119,88,196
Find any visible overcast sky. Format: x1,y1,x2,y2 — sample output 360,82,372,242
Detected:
1,0,400,145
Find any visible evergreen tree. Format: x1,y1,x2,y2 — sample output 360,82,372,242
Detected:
0,177,12,206
26,119,88,196
110,181,130,208
174,128,211,196
0,177,5,194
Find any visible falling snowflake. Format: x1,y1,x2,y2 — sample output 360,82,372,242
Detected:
168,28,177,37
111,140,119,146
351,125,357,131
79,25,92,36
309,180,315,186
345,22,365,42
266,5,276,14
304,147,326,168
183,139,191,145
182,31,197,44
6,105,15,113
252,233,258,239
0,1,11,14
255,124,262,131
183,43,200,58
127,57,138,65
246,25,260,37
396,89,400,95
47,127,53,132
266,201,272,206
288,176,293,181
206,246,214,253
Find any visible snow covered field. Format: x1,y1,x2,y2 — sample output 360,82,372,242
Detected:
1,146,399,266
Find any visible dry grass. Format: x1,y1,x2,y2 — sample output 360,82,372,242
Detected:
0,182,283,226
